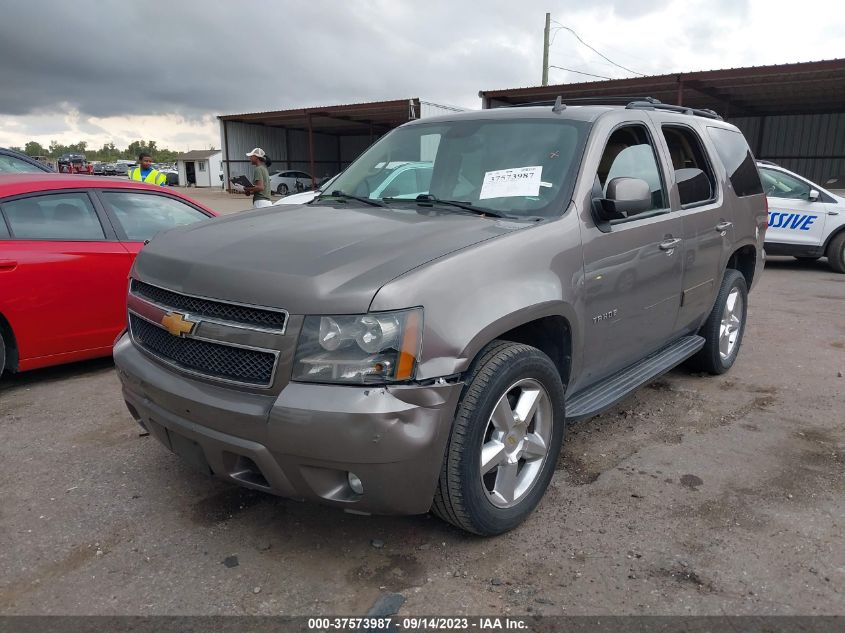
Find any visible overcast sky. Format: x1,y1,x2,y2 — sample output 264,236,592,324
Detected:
1,0,843,151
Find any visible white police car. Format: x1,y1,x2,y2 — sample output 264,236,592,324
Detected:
758,161,845,273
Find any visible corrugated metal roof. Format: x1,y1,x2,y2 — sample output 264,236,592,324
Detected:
218,98,425,135
480,58,845,117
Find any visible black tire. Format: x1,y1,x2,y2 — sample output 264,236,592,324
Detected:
432,341,566,535
827,232,845,274
688,269,748,374
277,184,288,196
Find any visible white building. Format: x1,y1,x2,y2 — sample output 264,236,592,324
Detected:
175,149,223,188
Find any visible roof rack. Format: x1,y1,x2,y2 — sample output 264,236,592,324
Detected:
509,96,661,108
508,96,723,120
626,100,722,120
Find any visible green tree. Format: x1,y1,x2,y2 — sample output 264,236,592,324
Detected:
24,141,46,156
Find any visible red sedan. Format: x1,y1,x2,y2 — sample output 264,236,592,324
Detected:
0,174,217,376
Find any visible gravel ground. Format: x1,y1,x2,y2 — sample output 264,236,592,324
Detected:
0,254,843,616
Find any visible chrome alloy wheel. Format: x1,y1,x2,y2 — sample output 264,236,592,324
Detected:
719,288,744,360
480,378,553,509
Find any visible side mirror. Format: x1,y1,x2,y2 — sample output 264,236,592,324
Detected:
595,177,652,222
809,189,820,202
676,167,712,206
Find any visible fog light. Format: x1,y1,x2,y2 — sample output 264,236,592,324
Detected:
347,472,364,495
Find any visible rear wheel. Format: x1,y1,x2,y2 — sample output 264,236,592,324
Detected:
0,330,6,377
827,232,845,273
688,269,748,374
432,341,566,535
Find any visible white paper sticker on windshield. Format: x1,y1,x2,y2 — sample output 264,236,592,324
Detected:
479,166,543,199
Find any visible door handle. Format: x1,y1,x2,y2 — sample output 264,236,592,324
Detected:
659,238,682,251
715,221,733,233
0,259,17,271
829,210,839,216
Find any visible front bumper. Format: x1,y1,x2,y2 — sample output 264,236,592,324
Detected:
114,334,463,515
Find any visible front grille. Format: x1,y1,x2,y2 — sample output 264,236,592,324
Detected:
129,314,276,387
130,279,286,331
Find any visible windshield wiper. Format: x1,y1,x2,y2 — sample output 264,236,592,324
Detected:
316,190,386,208
382,194,506,218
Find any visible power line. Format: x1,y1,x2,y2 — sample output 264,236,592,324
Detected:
550,21,647,77
548,65,613,80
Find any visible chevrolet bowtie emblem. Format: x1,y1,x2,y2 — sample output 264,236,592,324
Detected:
161,311,197,337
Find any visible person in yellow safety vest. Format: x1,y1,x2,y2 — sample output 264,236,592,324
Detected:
128,152,167,186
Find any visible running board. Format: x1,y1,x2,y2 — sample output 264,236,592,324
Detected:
565,335,705,423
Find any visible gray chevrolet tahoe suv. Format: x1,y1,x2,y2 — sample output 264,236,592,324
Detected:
115,98,767,535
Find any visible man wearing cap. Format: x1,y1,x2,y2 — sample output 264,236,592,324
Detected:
242,148,273,208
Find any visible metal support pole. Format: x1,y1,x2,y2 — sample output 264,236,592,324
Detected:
336,134,342,178
222,120,231,193
542,13,550,86
307,113,316,189
755,116,767,157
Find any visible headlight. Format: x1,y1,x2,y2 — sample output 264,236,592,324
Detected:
292,308,423,384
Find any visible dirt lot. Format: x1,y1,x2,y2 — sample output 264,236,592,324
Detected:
0,214,843,615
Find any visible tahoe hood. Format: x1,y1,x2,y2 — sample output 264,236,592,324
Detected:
132,203,527,314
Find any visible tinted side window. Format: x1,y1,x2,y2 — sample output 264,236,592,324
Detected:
3,192,105,240
0,213,9,238
662,126,716,206
707,127,763,197
100,191,209,242
598,125,666,213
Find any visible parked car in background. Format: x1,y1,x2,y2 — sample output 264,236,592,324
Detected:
104,163,117,175
115,100,766,534
758,161,845,272
368,161,434,199
57,153,93,175
0,174,217,377
272,174,340,206
269,170,315,195
92,162,106,175
0,148,55,173
272,164,434,206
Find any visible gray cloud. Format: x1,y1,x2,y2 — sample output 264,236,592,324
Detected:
0,0,672,121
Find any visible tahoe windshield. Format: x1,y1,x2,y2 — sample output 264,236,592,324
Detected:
324,118,589,218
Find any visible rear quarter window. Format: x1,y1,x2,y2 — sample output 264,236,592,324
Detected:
706,127,763,197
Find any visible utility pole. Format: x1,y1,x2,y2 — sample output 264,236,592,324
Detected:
542,12,550,86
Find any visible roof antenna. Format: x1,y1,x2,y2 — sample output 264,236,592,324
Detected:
552,96,566,113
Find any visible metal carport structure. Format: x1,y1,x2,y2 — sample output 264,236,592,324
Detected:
480,59,845,183
218,99,463,190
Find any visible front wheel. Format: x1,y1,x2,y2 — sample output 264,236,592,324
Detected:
688,269,748,374
432,341,566,535
827,232,845,273
0,330,6,377
276,183,288,196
